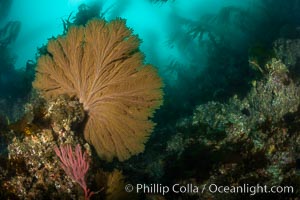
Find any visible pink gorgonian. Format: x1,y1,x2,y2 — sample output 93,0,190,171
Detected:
54,144,94,200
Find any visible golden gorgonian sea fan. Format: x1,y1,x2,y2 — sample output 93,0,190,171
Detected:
33,19,163,161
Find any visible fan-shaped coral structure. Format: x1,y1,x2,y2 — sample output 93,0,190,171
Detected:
33,19,163,161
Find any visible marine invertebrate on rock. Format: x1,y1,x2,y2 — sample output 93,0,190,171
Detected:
106,170,137,200
54,144,94,200
33,19,163,161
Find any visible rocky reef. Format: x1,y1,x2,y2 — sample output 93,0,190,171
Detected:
158,40,300,199
0,95,135,199
1,37,300,199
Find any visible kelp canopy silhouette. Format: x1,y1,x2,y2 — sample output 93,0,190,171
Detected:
33,18,163,161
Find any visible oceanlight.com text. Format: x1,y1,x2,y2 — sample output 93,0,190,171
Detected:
124,183,294,196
